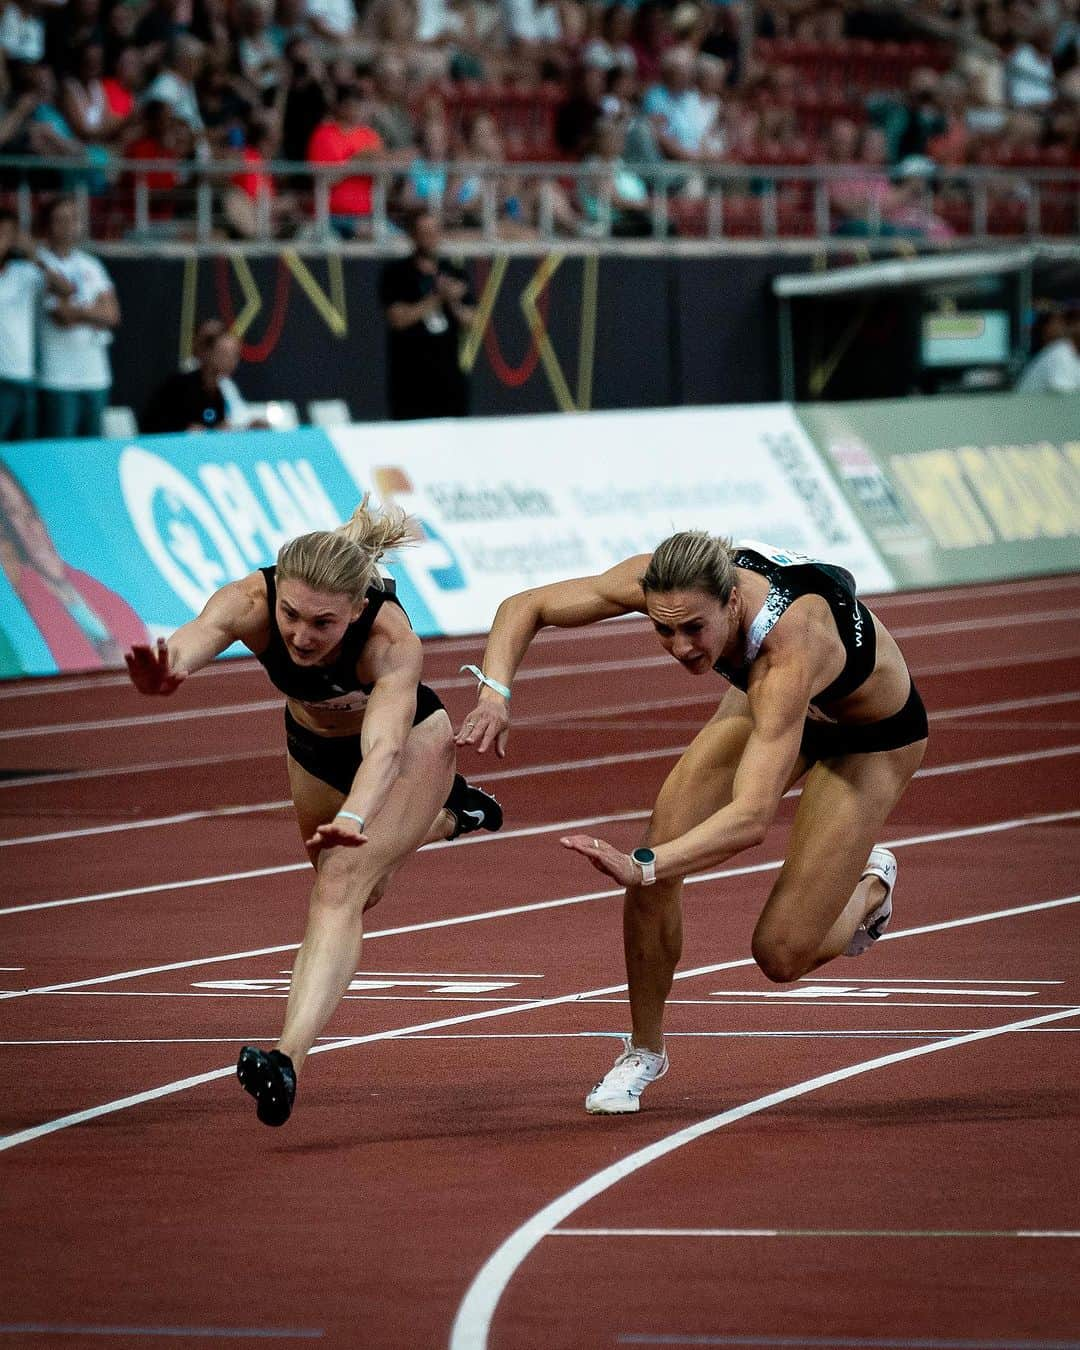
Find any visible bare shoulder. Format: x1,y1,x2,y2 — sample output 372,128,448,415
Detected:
595,553,654,611
204,571,270,640
368,599,423,677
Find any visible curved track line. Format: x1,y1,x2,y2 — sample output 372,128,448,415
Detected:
2,890,1078,1154
448,1004,1080,1350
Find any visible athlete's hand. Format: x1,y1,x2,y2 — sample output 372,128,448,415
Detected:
560,835,638,888
306,815,369,850
124,639,186,696
455,697,510,757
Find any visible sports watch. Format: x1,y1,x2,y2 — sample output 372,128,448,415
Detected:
632,847,657,886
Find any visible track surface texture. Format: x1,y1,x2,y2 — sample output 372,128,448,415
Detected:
1,574,1078,1350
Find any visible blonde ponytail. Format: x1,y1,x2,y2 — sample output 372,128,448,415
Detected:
641,531,737,602
276,495,415,602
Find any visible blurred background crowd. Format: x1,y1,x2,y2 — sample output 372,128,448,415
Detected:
0,0,1077,240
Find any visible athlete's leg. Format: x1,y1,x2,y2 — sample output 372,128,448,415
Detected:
751,736,927,984
625,688,807,1052
278,711,455,1071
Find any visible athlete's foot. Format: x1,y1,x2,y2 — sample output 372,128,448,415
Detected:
237,1046,296,1126
445,775,504,840
844,847,897,957
585,1036,669,1114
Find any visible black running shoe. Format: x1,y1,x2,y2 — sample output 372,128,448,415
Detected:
445,774,504,840
237,1046,296,1127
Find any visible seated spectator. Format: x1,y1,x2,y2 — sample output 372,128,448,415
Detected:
304,0,358,43
35,193,120,439
554,60,606,157
280,36,330,164
826,118,893,233
100,44,144,125
223,117,302,237
141,35,206,136
235,0,284,95
132,0,189,56
0,66,44,153
884,154,955,241
0,0,46,65
581,2,637,76
124,98,183,200
642,45,722,178
868,66,946,164
401,109,451,211
43,0,104,80
630,0,672,86
577,114,653,235
141,318,242,432
305,83,384,237
925,73,971,166
366,52,417,158
1005,18,1057,108
61,41,128,144
1015,305,1080,393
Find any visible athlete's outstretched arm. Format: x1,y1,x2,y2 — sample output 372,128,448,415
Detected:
456,553,653,757
125,575,265,696
563,649,813,885
306,621,423,850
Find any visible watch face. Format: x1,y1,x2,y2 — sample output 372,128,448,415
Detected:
632,847,656,864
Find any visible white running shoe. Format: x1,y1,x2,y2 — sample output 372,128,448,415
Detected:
844,846,897,957
585,1036,669,1114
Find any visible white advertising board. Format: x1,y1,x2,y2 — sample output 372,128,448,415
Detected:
329,406,893,635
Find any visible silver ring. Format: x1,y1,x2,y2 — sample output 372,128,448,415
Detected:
593,838,600,849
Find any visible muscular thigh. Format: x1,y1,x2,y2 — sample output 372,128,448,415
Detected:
755,738,926,955
647,687,757,844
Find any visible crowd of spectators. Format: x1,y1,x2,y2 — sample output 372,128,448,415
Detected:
0,0,1076,241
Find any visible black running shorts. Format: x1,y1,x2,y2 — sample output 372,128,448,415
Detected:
799,681,928,764
284,683,445,795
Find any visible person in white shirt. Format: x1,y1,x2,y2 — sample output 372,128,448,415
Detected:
35,195,121,439
0,206,72,440
1015,307,1080,394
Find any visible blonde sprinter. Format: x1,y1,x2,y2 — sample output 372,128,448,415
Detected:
457,533,927,1113
126,500,501,1125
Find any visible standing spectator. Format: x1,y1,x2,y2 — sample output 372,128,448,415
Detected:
1015,305,1080,393
306,83,383,238
280,36,330,164
378,209,475,421
140,318,242,432
61,41,127,144
1,206,70,440
35,194,119,439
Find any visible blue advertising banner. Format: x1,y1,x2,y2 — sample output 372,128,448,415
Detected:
0,430,440,678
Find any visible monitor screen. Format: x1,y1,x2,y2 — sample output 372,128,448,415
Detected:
921,311,1011,367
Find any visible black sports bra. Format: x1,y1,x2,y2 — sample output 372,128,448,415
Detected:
712,542,877,707
255,565,405,705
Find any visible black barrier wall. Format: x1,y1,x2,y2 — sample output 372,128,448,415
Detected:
107,252,795,421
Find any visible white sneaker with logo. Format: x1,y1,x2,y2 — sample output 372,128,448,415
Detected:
586,1036,669,1114
844,846,897,957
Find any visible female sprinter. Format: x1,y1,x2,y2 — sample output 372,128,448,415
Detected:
456,533,927,1114
125,500,502,1126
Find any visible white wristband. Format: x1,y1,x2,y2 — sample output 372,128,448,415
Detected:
461,664,511,701
336,811,366,830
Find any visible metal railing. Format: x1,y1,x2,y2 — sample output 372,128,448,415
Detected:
2,154,1076,247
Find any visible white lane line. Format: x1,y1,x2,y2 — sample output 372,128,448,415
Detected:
3,796,1077,933
4,643,1079,794
6,609,1080,741
3,705,1077,850
553,1227,1080,1239
0,618,652,702
3,894,1078,1155
1,574,1074,706
8,1029,1080,1046
447,1003,1080,1350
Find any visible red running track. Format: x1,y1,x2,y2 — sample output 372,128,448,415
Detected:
1,574,1078,1350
